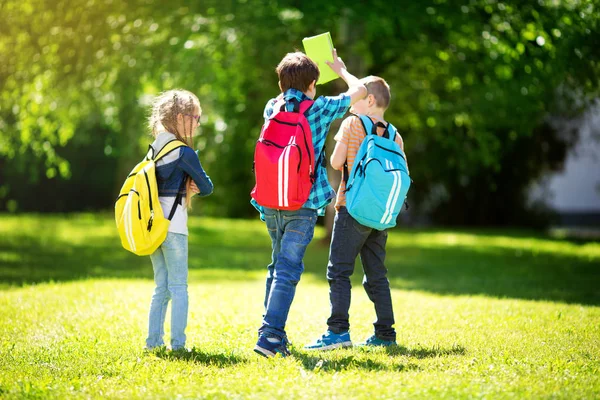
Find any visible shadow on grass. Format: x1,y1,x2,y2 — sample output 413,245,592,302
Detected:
152,347,247,366
0,215,598,305
385,343,467,358
293,351,417,372
293,344,464,372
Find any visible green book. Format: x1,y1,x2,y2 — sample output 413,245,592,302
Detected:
302,32,339,85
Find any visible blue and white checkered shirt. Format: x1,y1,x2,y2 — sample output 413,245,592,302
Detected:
251,88,350,218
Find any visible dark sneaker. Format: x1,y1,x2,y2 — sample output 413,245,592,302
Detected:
357,335,396,347
254,335,291,358
304,330,352,350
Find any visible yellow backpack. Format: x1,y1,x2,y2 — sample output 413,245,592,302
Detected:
115,140,187,256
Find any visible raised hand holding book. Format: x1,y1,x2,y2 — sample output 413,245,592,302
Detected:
302,32,339,85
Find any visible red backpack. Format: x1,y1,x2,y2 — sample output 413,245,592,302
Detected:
251,99,315,210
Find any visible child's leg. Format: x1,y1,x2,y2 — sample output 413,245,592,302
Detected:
263,212,282,313
259,208,317,340
162,232,189,350
360,229,396,341
147,246,170,348
326,207,371,333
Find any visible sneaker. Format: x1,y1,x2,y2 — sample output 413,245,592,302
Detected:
357,335,396,347
304,330,352,351
254,335,291,358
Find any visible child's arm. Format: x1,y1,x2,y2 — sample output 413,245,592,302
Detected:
325,49,367,105
330,141,348,171
330,117,353,170
179,147,214,197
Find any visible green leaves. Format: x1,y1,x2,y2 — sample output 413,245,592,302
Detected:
1,0,598,220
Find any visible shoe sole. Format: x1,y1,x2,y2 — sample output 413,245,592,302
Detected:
254,345,276,358
304,341,352,351
357,343,396,347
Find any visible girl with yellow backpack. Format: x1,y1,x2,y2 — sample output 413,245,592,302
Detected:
116,89,213,351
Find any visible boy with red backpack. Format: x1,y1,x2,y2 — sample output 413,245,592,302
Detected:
251,49,367,357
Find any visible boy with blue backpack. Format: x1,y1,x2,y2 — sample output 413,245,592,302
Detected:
250,50,367,357
305,76,410,350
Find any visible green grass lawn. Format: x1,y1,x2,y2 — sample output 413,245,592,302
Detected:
0,213,599,399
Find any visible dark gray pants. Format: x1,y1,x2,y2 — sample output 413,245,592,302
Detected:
326,207,396,341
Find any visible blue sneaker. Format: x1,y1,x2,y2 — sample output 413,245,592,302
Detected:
254,335,291,358
357,335,397,347
304,330,352,351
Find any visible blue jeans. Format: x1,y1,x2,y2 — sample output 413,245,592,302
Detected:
326,207,396,341
147,232,189,349
260,207,317,339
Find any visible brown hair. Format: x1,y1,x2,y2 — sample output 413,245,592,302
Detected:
148,89,201,208
361,76,391,110
276,52,320,92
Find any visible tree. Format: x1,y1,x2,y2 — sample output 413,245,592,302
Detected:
1,0,598,227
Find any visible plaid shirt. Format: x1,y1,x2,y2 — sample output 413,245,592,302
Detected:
251,88,350,218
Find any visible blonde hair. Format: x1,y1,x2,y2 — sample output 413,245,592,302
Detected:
360,76,391,110
148,89,201,208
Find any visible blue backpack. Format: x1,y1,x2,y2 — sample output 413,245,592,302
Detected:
344,115,411,230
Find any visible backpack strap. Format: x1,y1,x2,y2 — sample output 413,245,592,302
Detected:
273,98,287,115
357,114,391,139
153,139,187,162
299,99,314,115
167,177,187,221
343,161,349,189
271,98,313,117
387,123,399,142
344,115,371,191
149,139,188,220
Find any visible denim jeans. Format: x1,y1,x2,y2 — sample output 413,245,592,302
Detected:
147,232,189,349
326,207,396,341
259,207,317,340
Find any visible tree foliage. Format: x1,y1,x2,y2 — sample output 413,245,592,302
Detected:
1,0,598,224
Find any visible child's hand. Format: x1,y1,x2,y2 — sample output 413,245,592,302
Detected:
190,181,201,195
325,48,347,76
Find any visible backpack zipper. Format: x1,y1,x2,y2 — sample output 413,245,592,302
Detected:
143,170,154,231
260,139,286,148
269,118,313,173
372,141,407,162
362,158,408,174
260,140,302,172
124,189,143,220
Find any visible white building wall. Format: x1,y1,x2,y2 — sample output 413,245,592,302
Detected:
546,106,600,212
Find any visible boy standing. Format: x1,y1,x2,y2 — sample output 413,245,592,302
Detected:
252,50,367,357
305,76,406,350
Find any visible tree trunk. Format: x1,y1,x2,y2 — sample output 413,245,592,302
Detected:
113,72,143,197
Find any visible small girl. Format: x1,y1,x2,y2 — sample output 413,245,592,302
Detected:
145,89,213,351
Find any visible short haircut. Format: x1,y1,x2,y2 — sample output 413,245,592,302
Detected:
276,52,320,92
361,76,391,110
